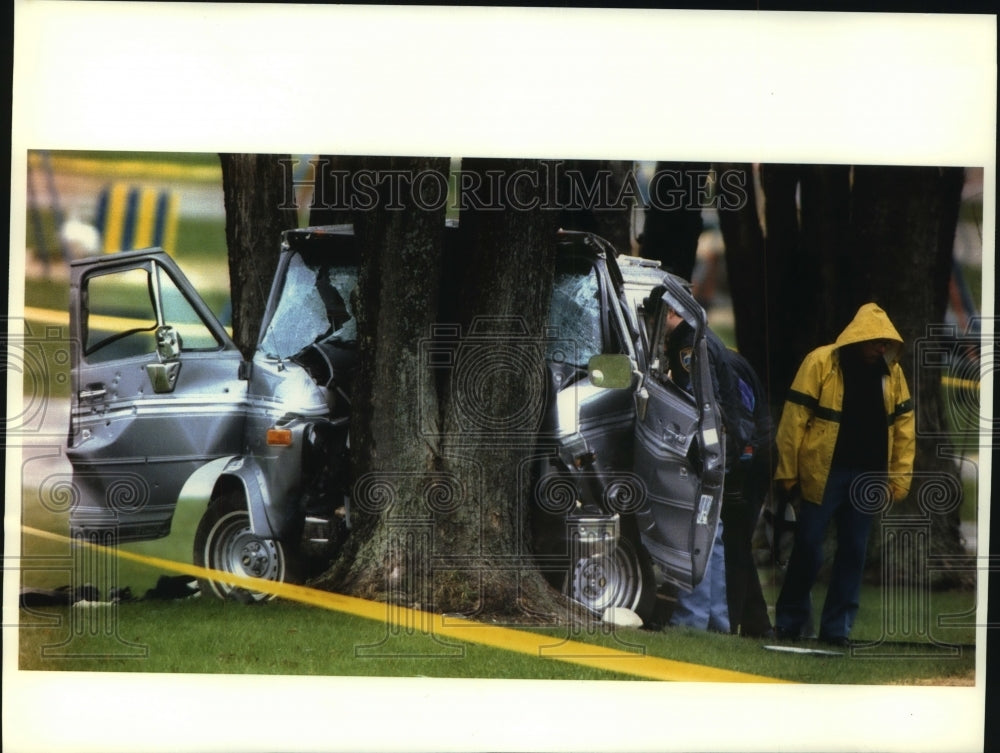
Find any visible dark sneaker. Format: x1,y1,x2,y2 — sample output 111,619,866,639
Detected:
774,627,801,642
740,626,775,639
818,634,853,648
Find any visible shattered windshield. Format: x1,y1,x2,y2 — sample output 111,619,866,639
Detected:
259,252,358,359
547,258,602,368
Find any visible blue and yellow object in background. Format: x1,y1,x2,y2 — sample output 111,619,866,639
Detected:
95,183,179,253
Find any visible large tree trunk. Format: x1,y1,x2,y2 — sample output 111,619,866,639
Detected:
760,164,855,397
308,154,369,227
556,159,634,254
314,157,567,620
315,155,449,602
850,166,968,584
798,165,853,345
714,163,770,397
757,164,817,390
219,153,298,358
638,161,708,280
434,156,563,618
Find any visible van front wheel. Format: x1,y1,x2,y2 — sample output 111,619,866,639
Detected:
568,532,655,624
193,490,297,602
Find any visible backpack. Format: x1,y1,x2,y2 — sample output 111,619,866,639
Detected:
720,349,773,468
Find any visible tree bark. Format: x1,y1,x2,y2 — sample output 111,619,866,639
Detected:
715,163,770,397
315,155,449,602
850,166,968,584
556,159,634,254
435,156,563,617
799,165,853,345
638,161,708,279
758,163,814,391
314,157,568,620
308,154,368,227
219,153,298,358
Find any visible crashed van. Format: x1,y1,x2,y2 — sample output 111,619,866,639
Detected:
66,225,724,617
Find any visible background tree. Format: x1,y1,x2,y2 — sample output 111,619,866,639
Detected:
716,163,853,400
849,166,968,582
219,153,299,358
556,159,634,253
307,154,368,227
638,161,710,280
714,163,768,384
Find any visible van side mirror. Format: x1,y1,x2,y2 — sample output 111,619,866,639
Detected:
147,325,182,393
155,325,182,362
588,354,634,389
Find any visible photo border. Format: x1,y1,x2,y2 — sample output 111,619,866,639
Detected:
6,4,996,752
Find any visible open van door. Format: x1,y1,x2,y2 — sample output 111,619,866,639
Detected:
628,274,726,589
66,249,247,542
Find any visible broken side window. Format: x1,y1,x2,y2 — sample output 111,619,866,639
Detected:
547,260,602,368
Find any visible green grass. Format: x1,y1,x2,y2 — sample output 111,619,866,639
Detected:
961,479,978,523
22,276,69,311
22,273,230,323
18,487,978,684
16,583,977,683
942,381,983,456
530,595,977,684
26,208,63,263
959,262,982,313
13,316,71,401
17,600,646,680
710,321,736,349
21,487,209,597
172,215,228,264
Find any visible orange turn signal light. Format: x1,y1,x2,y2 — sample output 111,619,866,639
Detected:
266,428,293,446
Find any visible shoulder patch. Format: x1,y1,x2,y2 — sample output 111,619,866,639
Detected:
679,346,693,373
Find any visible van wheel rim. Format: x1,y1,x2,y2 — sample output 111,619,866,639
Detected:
207,511,284,588
570,547,640,613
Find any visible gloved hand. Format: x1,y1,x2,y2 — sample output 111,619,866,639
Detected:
772,480,799,509
770,481,799,567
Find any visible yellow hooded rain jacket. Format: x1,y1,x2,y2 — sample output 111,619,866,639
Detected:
774,303,916,505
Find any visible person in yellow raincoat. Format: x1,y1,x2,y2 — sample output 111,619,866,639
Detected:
773,303,915,647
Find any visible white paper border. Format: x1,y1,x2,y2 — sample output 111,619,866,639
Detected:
7,3,996,753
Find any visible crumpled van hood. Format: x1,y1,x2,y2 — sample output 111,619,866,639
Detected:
834,303,904,363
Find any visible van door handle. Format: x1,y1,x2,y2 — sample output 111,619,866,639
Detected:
79,387,107,400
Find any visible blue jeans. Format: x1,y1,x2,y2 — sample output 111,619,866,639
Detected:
670,520,730,632
776,468,876,640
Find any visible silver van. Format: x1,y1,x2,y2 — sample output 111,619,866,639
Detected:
67,226,724,618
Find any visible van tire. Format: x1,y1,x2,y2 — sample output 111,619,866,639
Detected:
567,528,656,625
193,489,299,602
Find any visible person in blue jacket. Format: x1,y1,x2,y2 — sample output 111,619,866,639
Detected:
647,282,774,637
